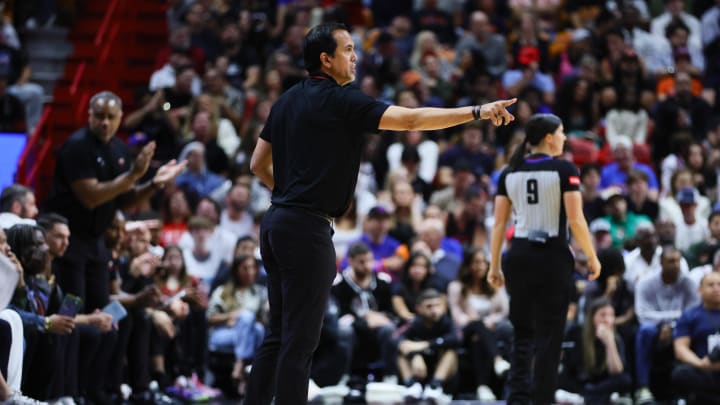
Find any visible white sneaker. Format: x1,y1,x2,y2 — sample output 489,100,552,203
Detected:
307,379,321,401
477,385,496,402
634,387,654,404
4,391,49,405
422,385,443,400
554,388,585,405
494,357,511,376
404,382,423,400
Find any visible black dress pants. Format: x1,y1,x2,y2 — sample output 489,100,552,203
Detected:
245,205,337,405
502,239,574,405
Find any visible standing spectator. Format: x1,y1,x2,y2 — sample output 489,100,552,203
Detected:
0,185,37,229
0,41,44,134
0,71,25,133
671,272,720,404
634,246,700,404
397,289,458,403
45,90,185,321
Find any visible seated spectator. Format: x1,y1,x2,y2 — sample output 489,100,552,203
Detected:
181,216,228,288
501,45,555,105
219,183,253,240
447,248,510,402
634,246,700,404
421,206,464,261
600,137,658,199
454,11,507,78
659,169,711,229
0,185,37,229
671,272,720,404
387,180,422,246
203,67,244,130
341,206,404,278
687,211,720,270
154,24,205,74
160,188,191,247
152,245,208,386
672,188,709,255
412,1,455,45
386,130,438,185
397,289,458,403
332,197,362,268
333,242,397,383
122,88,181,164
601,188,652,250
216,20,261,92
445,185,489,249
175,142,226,200
438,122,494,180
160,65,197,130
149,49,202,96
417,218,461,289
207,254,267,396
604,87,648,149
651,0,702,51
6,225,76,401
624,222,690,290
625,170,659,222
559,298,632,404
430,161,478,214
0,40,44,134
583,247,636,350
581,164,604,222
178,197,236,265
183,110,230,175
391,252,443,325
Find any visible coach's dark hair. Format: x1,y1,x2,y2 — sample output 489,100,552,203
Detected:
508,113,562,170
304,22,349,73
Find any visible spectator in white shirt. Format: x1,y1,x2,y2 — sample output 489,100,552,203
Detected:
219,183,254,240
149,49,202,96
624,222,689,290
0,184,37,230
651,0,702,49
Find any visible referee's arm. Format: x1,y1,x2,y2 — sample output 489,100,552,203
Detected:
487,195,512,287
564,191,600,280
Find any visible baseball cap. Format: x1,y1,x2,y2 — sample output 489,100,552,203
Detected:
367,206,391,219
676,188,697,205
517,46,540,66
590,218,611,233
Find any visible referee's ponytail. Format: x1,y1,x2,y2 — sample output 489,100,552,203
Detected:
507,113,563,171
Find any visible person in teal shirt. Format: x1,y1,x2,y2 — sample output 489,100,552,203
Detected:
602,189,652,249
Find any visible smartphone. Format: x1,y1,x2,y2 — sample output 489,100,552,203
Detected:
59,294,83,317
102,300,128,323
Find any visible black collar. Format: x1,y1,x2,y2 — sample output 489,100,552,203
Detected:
309,71,338,84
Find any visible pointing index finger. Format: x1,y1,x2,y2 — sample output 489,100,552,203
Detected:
502,98,517,106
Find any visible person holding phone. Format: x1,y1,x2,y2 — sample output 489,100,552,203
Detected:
487,114,601,405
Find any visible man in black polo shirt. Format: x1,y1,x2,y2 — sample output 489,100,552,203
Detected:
246,22,516,405
45,91,186,316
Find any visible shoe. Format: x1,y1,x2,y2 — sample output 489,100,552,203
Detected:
494,357,511,376
477,385,497,402
554,388,585,404
634,387,654,404
422,385,443,400
404,382,423,401
307,379,321,401
4,391,48,405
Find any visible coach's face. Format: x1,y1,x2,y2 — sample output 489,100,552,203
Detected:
325,29,357,86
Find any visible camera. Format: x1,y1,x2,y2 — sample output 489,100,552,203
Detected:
709,346,720,363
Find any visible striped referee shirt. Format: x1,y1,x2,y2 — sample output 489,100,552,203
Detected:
497,154,581,242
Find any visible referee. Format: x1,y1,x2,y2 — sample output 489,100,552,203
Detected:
246,22,516,405
487,114,601,405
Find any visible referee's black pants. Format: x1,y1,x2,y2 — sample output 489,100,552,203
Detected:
502,239,574,405
245,205,337,405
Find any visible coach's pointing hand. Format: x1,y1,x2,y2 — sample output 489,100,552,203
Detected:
481,98,517,126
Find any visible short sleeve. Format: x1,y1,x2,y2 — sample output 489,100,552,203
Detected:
673,307,692,339
340,86,390,133
259,107,274,143
558,160,581,193
61,138,97,182
496,168,509,197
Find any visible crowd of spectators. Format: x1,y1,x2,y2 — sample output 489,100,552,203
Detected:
3,0,720,404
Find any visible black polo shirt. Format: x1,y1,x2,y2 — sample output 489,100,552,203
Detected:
260,72,389,218
45,127,132,239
